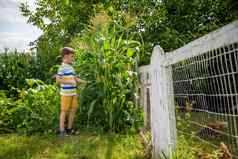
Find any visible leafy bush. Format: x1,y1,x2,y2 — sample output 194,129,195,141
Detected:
17,85,59,134
0,79,60,134
0,52,52,98
0,97,17,133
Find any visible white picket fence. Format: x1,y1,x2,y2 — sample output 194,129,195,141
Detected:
139,20,238,158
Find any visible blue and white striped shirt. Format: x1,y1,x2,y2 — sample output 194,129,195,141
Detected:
57,63,77,96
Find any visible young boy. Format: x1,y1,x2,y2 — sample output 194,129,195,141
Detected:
56,47,86,137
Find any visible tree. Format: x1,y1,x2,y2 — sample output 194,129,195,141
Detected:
21,0,238,66
105,0,238,65
20,0,99,66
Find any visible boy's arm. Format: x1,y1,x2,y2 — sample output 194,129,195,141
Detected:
75,77,87,84
56,76,76,85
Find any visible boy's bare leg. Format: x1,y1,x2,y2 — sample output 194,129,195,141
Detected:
67,96,78,129
60,96,70,132
68,109,77,129
60,110,66,132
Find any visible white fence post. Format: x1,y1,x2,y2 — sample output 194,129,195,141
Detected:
139,65,152,130
150,45,176,158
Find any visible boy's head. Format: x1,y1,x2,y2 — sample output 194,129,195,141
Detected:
61,47,75,64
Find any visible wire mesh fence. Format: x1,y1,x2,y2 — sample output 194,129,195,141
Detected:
172,42,238,157
139,20,238,157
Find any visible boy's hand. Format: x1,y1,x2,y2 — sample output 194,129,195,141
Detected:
76,77,88,84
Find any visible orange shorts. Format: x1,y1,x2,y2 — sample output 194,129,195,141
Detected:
61,96,78,111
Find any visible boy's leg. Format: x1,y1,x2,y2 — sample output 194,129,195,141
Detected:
60,111,66,132
67,96,78,130
60,96,70,132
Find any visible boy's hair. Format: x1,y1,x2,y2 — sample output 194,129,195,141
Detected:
60,47,75,58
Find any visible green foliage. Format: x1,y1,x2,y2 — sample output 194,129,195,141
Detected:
71,11,143,132
105,0,238,65
20,0,100,66
0,53,51,98
0,97,17,133
0,79,59,134
13,80,60,134
20,0,238,66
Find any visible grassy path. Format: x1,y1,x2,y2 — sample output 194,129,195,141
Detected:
0,131,144,159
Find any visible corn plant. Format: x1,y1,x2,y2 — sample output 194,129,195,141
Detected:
71,11,143,132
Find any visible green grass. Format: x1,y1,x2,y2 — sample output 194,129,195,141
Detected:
176,111,238,158
0,131,144,159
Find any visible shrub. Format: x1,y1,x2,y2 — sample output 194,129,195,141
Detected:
0,79,60,134
0,52,51,98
